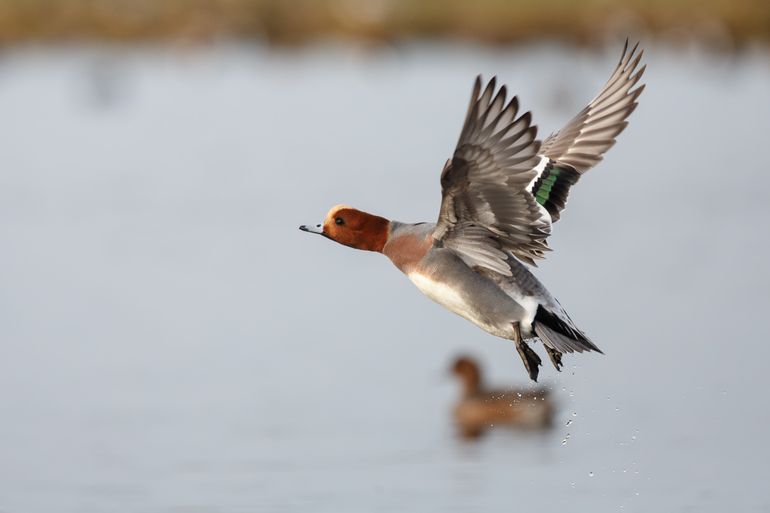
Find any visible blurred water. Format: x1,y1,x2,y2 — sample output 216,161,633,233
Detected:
0,42,769,513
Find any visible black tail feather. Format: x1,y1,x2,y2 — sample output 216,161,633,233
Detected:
534,305,603,354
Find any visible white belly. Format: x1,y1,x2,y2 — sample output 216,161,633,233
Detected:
407,272,538,339
408,272,508,336
408,272,473,317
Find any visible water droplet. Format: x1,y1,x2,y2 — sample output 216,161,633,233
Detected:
635,492,640,496
631,435,637,440
615,407,620,412
572,412,578,417
566,419,573,426
623,469,627,473
588,471,595,477
570,482,576,488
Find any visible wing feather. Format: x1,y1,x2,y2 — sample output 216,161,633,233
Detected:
434,41,646,271
435,76,550,272
531,40,646,222
539,39,646,174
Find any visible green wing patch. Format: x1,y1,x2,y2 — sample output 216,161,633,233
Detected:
531,161,581,221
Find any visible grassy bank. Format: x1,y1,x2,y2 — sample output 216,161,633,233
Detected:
0,0,767,46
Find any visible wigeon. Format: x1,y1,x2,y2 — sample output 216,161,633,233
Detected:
451,356,553,438
301,41,645,381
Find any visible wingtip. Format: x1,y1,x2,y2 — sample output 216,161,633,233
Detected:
487,75,497,92
471,75,483,98
620,38,643,65
634,64,648,82
501,94,520,118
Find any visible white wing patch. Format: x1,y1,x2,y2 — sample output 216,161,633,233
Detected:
526,155,550,193
525,155,553,228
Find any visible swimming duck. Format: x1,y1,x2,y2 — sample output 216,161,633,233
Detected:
451,355,553,438
300,41,645,381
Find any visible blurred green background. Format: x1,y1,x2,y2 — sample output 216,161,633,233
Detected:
0,0,767,47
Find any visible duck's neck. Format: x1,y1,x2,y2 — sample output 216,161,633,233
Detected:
364,216,390,253
460,373,481,398
381,223,435,273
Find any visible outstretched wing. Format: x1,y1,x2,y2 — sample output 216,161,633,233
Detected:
434,76,552,272
532,40,646,221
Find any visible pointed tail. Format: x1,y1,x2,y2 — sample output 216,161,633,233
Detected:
533,305,603,355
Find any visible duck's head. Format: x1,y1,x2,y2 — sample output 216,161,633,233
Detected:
300,205,390,252
451,356,482,396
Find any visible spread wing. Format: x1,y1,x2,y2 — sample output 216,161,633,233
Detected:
532,40,646,221
433,76,552,273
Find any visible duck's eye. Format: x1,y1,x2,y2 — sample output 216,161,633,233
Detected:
335,217,344,225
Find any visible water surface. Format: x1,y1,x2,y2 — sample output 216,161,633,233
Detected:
0,42,769,513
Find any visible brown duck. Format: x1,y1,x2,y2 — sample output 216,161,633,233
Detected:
451,355,554,438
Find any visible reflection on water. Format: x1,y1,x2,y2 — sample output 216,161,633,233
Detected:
0,43,769,513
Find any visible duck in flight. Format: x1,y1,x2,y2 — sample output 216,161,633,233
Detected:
300,41,646,381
